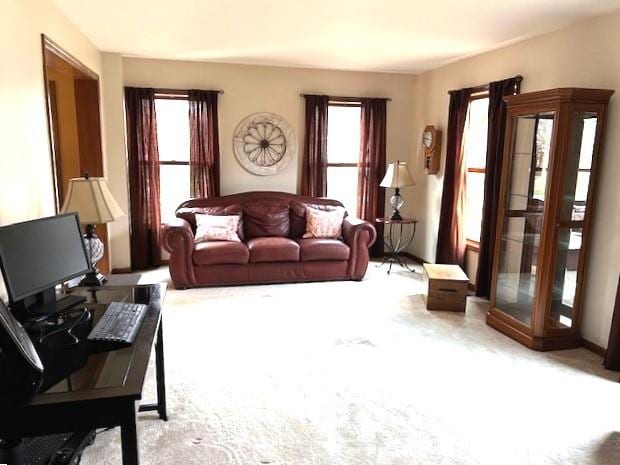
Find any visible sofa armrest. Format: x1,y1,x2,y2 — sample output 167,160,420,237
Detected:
342,217,377,279
162,218,196,288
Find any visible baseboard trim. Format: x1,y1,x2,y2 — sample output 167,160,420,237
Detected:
401,252,428,264
581,338,606,357
111,267,132,274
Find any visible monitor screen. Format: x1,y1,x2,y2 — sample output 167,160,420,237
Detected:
0,213,90,303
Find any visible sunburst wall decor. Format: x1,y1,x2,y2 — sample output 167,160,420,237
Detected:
233,112,296,176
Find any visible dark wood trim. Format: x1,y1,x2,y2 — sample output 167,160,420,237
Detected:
328,101,362,107
46,81,62,209
42,34,98,80
327,163,358,168
160,160,190,166
300,93,391,102
111,267,133,275
41,33,101,213
581,338,606,357
401,252,427,264
468,282,476,292
469,90,490,101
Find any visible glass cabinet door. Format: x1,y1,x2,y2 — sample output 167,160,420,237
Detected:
549,112,598,328
494,112,555,326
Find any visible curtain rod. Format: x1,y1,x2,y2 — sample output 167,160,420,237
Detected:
300,93,392,102
448,75,523,95
154,88,224,95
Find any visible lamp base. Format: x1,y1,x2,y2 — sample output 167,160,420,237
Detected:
80,270,107,287
390,210,403,221
389,188,405,222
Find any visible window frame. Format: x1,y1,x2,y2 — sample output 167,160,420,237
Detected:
464,89,490,250
154,90,191,225
154,90,190,169
325,100,362,213
326,99,361,169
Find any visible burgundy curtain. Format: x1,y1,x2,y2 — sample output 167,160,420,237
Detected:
358,98,387,258
189,90,220,198
125,87,162,270
435,88,472,265
475,77,521,297
301,95,329,197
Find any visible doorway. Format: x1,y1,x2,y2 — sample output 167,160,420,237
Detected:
41,35,110,274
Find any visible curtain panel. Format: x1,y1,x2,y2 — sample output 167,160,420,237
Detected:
358,98,387,258
301,95,329,197
189,90,221,199
475,77,521,297
124,87,162,270
435,88,472,266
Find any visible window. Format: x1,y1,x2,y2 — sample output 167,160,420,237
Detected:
326,103,361,214
463,94,490,244
154,96,190,224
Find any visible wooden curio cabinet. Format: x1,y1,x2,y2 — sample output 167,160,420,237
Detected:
487,88,614,351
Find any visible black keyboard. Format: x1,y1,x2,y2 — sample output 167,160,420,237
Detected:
87,302,149,349
21,433,72,464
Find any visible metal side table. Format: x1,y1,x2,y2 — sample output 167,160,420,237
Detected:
375,217,418,274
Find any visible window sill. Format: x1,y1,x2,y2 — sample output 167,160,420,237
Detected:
466,240,480,253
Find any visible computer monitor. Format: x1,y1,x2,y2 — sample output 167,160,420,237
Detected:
0,213,91,317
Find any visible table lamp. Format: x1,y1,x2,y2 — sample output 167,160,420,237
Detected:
61,173,124,286
380,161,415,221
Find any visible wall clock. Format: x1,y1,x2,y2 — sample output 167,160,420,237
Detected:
233,112,296,176
422,125,441,174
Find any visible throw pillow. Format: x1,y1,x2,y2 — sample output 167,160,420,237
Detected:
177,204,244,240
303,206,346,239
195,214,242,243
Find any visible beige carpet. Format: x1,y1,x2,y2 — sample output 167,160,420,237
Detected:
83,263,620,465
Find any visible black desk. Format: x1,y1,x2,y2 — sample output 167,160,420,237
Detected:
0,283,168,465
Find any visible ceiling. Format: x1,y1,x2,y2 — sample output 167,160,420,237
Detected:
52,0,620,74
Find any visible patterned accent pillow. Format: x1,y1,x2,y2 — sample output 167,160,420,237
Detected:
302,206,346,239
195,214,242,243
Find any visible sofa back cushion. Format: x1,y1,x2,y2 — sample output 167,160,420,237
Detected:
243,202,290,239
177,204,244,240
289,200,348,237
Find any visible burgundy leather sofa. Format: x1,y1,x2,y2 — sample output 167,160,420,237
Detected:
163,191,377,288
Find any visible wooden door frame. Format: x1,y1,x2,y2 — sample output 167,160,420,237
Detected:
41,34,100,210
41,34,111,275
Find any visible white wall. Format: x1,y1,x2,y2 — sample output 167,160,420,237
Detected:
0,0,102,299
100,53,131,271
409,11,620,348
104,57,416,269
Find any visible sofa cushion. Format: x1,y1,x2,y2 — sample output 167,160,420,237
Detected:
243,203,290,239
177,204,244,240
297,238,350,262
290,200,347,237
247,237,300,263
193,241,249,266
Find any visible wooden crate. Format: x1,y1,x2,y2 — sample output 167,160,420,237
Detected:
423,264,469,312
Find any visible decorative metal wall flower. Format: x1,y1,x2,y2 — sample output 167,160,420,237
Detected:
233,112,296,175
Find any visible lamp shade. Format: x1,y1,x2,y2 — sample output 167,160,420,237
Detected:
61,176,125,224
380,161,415,188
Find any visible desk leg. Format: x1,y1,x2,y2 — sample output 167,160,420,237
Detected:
121,406,139,465
138,320,168,421
154,321,168,421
